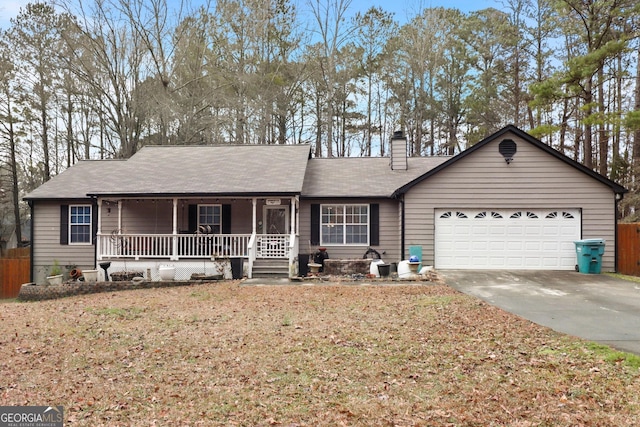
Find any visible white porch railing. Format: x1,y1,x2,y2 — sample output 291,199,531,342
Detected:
97,233,292,261
97,233,252,260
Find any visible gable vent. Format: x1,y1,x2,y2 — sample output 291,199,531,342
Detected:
499,139,517,164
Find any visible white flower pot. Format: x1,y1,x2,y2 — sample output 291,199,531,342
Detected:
83,269,98,283
46,274,63,285
158,265,176,281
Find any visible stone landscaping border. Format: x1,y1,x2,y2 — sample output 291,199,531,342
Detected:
17,279,223,302
17,270,440,302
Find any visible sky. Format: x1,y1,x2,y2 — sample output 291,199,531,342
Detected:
0,0,500,31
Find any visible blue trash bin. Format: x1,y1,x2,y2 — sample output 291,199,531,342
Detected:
574,239,605,274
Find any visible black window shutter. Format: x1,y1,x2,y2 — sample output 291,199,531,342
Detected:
60,205,69,245
92,203,98,244
310,204,320,245
370,203,379,246
222,204,232,234
188,204,197,232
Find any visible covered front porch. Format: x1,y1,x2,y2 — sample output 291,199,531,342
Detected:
95,196,299,279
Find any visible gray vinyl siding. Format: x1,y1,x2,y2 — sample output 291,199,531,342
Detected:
299,199,401,262
32,201,96,284
403,133,617,270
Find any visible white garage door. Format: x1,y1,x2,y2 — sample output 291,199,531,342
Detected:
435,209,581,270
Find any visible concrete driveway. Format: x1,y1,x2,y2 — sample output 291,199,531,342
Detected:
440,270,640,355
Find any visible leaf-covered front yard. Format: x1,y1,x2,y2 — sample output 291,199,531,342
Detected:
2,281,639,426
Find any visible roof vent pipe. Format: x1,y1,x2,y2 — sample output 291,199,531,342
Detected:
391,130,408,171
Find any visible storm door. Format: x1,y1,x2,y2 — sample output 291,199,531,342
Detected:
264,206,288,234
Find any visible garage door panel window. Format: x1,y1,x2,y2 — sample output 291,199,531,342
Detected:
474,211,504,219
546,211,575,219
440,211,469,219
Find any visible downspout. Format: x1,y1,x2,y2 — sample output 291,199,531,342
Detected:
400,194,405,261
28,200,34,283
615,192,624,273
93,196,99,268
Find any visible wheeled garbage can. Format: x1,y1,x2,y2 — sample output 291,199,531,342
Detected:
574,239,605,274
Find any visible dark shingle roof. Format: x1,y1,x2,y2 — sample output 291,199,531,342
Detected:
302,157,451,198
25,144,312,200
24,160,127,200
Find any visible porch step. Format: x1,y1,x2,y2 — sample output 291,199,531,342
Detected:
252,259,289,278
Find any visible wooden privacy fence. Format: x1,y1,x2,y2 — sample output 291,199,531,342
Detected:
618,223,640,276
1,247,30,299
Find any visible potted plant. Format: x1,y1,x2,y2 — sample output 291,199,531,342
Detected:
46,260,63,285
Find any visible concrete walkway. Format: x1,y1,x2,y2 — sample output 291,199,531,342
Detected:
440,270,640,355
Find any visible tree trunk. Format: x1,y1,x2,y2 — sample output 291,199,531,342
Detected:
66,91,73,167
40,99,51,181
597,66,608,176
366,73,372,156
583,77,593,169
315,91,322,157
8,103,22,247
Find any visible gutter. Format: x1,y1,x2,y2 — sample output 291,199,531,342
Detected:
92,196,98,269
400,195,405,260
28,200,34,283
85,191,302,199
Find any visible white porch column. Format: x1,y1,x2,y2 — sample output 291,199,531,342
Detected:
172,198,178,260
172,198,178,234
252,198,257,234
96,198,102,260
290,197,296,234
295,196,299,235
96,198,102,234
117,200,122,232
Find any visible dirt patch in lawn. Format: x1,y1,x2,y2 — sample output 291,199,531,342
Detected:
1,280,639,426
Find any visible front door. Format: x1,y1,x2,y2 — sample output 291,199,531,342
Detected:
264,206,288,234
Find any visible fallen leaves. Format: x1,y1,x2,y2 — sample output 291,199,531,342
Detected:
1,281,639,425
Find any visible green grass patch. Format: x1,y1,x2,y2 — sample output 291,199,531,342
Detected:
584,342,640,369
87,306,145,319
414,295,456,306
605,272,640,284
281,314,293,326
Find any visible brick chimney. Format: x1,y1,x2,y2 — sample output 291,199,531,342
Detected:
390,130,407,170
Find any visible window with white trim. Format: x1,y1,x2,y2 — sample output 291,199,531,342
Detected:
321,204,369,245
70,205,92,244
198,204,221,234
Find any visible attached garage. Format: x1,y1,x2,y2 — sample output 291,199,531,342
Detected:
396,126,627,272
434,208,581,270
